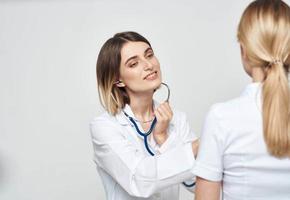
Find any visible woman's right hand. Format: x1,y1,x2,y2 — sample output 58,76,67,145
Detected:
153,102,173,145
192,139,199,158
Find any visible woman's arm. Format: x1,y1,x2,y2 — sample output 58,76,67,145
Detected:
151,109,199,193
195,177,221,200
90,116,196,198
193,104,226,198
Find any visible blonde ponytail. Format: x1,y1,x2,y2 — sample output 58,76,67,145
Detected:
263,60,290,157
238,0,290,157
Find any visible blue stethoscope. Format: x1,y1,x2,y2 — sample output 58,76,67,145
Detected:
123,83,195,188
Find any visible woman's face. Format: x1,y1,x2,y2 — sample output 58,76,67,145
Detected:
118,41,162,94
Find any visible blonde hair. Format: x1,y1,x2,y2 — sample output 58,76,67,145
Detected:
238,0,290,157
96,31,151,115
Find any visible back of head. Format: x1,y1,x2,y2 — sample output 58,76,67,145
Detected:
237,0,290,157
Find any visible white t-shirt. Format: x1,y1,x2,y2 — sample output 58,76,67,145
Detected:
194,82,290,200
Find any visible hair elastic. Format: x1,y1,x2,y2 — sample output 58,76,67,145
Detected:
267,59,283,67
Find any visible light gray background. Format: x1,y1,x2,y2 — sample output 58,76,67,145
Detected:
1,0,288,199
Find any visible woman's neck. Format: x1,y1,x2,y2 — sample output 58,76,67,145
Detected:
129,92,154,121
251,66,265,82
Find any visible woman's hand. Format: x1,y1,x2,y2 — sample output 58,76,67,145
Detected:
192,139,199,158
153,102,173,145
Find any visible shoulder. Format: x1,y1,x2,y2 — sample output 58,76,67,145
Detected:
207,95,251,121
203,95,253,142
90,112,116,125
90,112,116,127
90,112,123,142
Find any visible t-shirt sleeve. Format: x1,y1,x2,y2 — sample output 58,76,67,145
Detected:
193,105,225,182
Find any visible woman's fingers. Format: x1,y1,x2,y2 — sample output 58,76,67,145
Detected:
157,106,171,119
162,102,173,116
154,108,162,120
155,102,173,121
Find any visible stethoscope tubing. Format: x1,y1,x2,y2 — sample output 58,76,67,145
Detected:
123,82,195,187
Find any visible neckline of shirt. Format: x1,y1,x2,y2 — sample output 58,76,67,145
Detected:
241,82,263,112
115,100,160,126
241,82,262,97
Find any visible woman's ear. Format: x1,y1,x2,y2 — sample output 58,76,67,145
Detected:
240,43,252,76
240,44,246,59
115,80,126,87
240,43,250,64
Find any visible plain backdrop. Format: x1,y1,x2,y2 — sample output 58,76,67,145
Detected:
1,0,289,199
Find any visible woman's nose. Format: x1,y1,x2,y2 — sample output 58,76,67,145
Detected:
143,59,154,70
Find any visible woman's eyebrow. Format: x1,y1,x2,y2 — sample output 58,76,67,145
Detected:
144,47,153,54
124,47,152,65
125,55,138,65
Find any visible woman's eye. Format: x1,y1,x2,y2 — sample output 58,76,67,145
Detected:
129,62,138,68
147,53,154,58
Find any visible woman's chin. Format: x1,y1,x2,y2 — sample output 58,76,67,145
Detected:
150,79,162,89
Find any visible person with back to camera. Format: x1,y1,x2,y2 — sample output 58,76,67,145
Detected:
194,0,290,199
90,31,199,200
